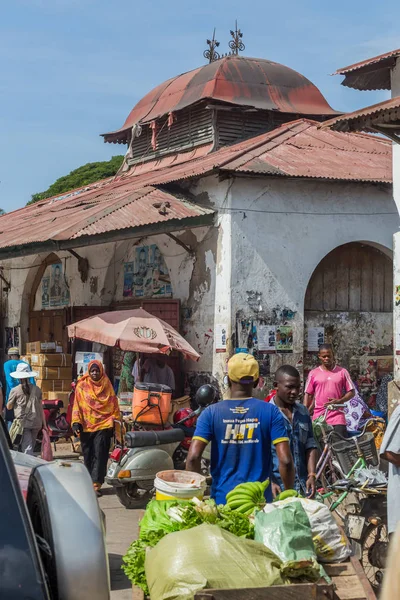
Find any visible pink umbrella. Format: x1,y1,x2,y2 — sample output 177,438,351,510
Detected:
67,308,200,361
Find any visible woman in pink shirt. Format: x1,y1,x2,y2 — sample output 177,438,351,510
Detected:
304,345,354,438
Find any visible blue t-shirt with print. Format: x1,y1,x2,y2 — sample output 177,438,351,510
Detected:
193,397,289,504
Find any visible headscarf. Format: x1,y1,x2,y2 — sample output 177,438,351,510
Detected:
72,360,120,432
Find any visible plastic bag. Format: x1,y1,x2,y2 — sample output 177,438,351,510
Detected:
41,428,53,461
265,498,350,563
145,524,289,600
256,502,320,580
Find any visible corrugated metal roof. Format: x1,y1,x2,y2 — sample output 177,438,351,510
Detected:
0,118,391,257
322,97,400,133
139,119,391,184
0,184,214,254
336,49,400,74
103,56,338,143
334,49,400,91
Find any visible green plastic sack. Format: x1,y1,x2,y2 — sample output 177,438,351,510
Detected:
255,502,320,581
145,524,289,600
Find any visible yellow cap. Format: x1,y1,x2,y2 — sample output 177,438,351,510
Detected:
228,353,259,384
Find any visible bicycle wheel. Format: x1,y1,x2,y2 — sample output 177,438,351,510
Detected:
360,521,389,592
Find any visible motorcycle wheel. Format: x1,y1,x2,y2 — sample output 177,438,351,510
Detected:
116,483,153,509
360,522,389,592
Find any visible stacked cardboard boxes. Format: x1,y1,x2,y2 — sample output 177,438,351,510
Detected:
23,341,72,402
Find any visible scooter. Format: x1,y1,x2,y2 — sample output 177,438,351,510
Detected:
106,384,216,509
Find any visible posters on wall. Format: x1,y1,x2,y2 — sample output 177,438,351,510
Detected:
276,326,293,352
215,324,227,352
40,263,70,309
123,244,172,298
307,327,325,352
257,325,276,352
5,326,20,351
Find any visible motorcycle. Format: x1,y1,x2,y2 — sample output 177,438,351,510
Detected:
40,382,76,451
106,384,216,509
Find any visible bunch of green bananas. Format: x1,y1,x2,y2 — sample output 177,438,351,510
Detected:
225,479,270,515
273,489,299,502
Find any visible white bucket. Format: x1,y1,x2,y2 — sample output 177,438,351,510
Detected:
155,470,206,501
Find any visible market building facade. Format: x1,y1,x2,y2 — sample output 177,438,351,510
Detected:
0,54,395,396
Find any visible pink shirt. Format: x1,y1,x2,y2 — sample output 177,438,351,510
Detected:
305,366,354,426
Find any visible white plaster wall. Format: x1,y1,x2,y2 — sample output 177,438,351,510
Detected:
390,58,400,376
391,58,400,216
228,176,396,385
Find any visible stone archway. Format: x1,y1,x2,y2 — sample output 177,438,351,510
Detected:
304,242,393,398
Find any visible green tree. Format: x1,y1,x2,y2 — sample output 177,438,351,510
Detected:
0,209,5,215
28,155,124,205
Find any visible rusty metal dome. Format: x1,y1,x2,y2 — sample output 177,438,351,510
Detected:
103,55,338,143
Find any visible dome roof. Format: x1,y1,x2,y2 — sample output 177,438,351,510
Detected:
103,55,338,142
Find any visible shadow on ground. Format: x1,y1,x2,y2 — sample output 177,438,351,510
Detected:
109,553,131,591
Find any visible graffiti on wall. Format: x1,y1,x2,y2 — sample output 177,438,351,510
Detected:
123,244,172,298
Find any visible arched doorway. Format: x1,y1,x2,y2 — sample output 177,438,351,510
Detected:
304,242,393,398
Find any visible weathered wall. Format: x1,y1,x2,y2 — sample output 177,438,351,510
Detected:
305,311,392,396
1,226,217,379
391,59,400,376
226,176,395,394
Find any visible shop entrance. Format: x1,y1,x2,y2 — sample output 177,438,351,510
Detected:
304,242,393,399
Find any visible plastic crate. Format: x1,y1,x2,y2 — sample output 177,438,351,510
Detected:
331,432,379,475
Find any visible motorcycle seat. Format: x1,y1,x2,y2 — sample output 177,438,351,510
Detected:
43,400,64,410
125,429,185,448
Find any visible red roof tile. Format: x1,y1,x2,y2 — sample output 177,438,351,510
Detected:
103,56,338,142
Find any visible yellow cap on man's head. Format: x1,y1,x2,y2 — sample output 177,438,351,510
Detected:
228,353,259,384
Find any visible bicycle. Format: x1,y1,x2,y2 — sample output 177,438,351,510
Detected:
314,405,388,591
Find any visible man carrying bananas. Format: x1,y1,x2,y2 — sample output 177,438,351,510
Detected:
186,353,295,504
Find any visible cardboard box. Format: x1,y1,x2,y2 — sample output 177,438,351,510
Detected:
48,391,70,408
37,379,71,393
26,341,62,354
36,367,71,380
29,353,72,368
42,391,49,400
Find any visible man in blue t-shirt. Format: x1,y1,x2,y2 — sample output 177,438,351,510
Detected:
187,353,295,504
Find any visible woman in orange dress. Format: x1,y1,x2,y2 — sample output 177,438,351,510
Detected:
72,360,120,496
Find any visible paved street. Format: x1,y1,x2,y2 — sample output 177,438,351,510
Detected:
99,487,141,600
53,446,139,599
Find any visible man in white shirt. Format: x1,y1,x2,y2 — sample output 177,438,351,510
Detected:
132,355,175,392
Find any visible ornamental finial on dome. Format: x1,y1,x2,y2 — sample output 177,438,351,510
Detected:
204,29,220,63
229,20,245,55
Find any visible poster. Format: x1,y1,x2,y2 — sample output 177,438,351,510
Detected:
123,244,172,298
41,276,50,308
276,326,293,352
307,327,325,352
123,262,134,297
257,325,276,352
49,263,69,308
396,285,400,307
215,324,227,352
5,326,20,351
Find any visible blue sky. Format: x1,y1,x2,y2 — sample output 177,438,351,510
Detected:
1,0,399,212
